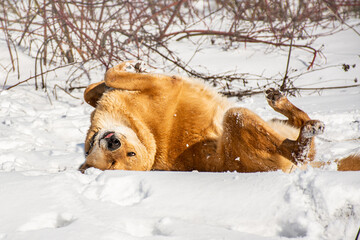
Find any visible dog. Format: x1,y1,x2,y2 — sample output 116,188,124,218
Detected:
79,61,360,173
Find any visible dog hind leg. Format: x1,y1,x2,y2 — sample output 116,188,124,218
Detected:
280,120,325,165
266,88,310,128
218,108,325,172
218,108,294,172
265,88,325,163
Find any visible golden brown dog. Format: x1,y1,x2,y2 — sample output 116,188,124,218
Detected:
80,61,359,173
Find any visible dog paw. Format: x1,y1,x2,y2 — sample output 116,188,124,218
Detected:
114,60,151,73
301,120,325,138
124,60,150,73
265,88,284,103
265,88,288,110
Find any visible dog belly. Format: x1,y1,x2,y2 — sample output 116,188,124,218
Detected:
267,120,299,140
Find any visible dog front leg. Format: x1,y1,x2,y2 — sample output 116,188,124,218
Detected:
105,61,182,92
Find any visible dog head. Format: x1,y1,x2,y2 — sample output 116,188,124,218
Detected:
80,121,153,172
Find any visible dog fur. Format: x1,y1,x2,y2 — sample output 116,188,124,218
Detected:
79,61,360,173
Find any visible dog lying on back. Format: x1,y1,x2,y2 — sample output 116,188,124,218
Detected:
79,61,360,173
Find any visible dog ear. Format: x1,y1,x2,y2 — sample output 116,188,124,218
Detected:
84,81,107,107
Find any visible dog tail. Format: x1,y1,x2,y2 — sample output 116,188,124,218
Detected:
336,154,360,171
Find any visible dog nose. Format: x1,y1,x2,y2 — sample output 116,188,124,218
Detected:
104,133,121,151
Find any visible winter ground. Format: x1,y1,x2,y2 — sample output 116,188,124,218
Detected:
0,24,360,239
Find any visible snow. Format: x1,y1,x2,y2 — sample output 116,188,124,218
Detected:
1,170,360,239
0,20,360,240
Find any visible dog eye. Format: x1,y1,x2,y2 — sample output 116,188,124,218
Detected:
127,152,136,157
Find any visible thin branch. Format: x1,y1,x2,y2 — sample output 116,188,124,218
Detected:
6,62,79,90
323,0,360,37
53,84,80,100
222,84,360,98
281,30,294,91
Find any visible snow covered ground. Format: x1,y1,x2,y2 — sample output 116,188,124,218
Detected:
0,22,360,239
